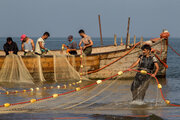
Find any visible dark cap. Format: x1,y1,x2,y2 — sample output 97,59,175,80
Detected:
68,35,73,39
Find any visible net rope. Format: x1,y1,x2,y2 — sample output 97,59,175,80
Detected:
0,78,164,113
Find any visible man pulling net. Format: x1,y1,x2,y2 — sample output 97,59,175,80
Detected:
128,44,159,102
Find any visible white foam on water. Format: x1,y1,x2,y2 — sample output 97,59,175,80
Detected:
130,100,145,105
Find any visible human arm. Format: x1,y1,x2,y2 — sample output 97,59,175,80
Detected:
3,44,9,55
21,43,25,51
13,43,19,54
151,63,159,77
128,58,141,70
31,40,35,51
84,40,93,49
62,44,69,50
38,41,46,50
79,40,83,50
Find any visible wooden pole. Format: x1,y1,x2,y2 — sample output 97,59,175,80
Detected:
128,33,130,46
98,15,103,46
134,35,136,45
120,36,124,45
126,17,130,49
140,36,143,47
114,34,117,46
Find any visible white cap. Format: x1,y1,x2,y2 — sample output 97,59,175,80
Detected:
163,29,168,33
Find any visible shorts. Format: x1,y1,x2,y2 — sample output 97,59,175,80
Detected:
83,46,92,55
69,51,77,55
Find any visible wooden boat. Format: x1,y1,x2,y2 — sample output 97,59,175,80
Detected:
0,39,168,81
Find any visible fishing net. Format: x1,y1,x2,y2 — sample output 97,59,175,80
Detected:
79,54,89,80
0,47,165,114
22,55,45,83
53,54,81,82
0,77,165,113
0,54,34,84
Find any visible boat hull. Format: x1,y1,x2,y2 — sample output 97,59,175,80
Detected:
0,39,168,81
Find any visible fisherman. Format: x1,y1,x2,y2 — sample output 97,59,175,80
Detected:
3,37,19,55
78,29,93,55
160,29,170,40
143,29,170,53
128,44,159,101
21,34,35,55
35,32,50,55
149,29,170,44
63,35,77,55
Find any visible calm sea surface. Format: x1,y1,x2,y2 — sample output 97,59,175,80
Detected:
0,37,179,120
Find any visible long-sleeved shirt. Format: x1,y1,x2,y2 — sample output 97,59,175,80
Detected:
3,42,19,55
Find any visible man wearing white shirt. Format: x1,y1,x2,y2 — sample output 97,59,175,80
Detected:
35,32,50,55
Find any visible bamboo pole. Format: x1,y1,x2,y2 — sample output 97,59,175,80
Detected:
126,17,130,49
134,35,136,45
98,15,103,46
120,36,124,45
114,34,117,46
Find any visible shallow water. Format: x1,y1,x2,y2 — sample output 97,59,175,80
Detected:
0,79,179,120
0,38,180,120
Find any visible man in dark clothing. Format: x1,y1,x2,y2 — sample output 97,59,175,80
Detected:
128,44,159,101
63,35,77,55
3,37,19,55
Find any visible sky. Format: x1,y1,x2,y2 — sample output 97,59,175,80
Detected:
0,0,180,38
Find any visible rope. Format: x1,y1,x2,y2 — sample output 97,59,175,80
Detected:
154,54,168,68
86,40,167,74
76,80,121,109
0,82,81,95
0,40,167,94
168,44,180,56
160,39,163,56
63,79,117,109
87,42,141,74
1,40,180,108
80,48,83,79
1,68,180,108
128,69,180,107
